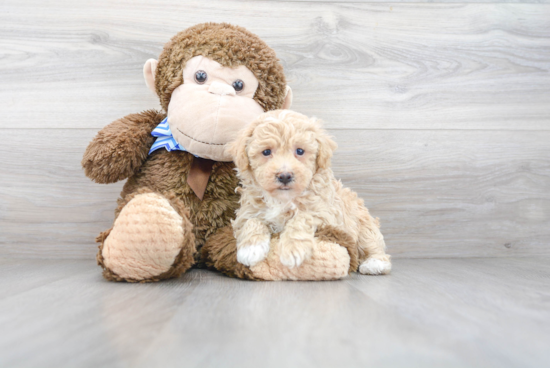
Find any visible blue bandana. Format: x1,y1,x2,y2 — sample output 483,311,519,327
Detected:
149,117,198,157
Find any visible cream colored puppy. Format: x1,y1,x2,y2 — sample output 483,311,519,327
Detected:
228,110,391,275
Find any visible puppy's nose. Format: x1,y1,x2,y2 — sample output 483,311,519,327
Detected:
208,81,236,96
277,172,293,185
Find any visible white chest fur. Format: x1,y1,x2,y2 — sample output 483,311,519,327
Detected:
259,198,296,234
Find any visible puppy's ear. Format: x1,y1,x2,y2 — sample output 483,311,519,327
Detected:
316,128,338,170
227,122,258,172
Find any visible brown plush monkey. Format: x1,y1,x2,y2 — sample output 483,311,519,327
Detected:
82,23,353,282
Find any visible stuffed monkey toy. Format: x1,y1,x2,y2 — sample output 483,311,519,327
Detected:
82,23,355,282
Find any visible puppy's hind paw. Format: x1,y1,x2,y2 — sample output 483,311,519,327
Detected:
359,258,391,275
237,240,270,267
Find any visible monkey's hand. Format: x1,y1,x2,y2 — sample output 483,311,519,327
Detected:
82,110,164,183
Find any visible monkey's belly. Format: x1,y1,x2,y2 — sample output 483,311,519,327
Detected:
119,150,240,264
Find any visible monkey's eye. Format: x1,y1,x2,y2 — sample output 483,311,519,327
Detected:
232,80,244,92
262,149,271,156
194,70,207,84
296,148,305,156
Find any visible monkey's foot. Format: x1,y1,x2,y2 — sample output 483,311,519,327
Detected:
249,226,358,281
202,226,356,281
97,191,195,282
249,239,350,281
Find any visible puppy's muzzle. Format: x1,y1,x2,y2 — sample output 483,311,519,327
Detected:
277,172,294,185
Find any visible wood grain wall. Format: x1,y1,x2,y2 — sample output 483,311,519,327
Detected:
1,0,549,259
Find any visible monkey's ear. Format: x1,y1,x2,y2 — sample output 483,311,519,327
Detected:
143,59,158,95
282,85,293,110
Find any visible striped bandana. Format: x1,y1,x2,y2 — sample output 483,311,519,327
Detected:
149,117,198,157
148,117,212,200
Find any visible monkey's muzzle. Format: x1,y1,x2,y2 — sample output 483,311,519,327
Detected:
167,84,264,161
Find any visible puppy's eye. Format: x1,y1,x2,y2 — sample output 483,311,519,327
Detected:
296,148,305,156
232,80,244,92
262,149,271,156
194,70,207,84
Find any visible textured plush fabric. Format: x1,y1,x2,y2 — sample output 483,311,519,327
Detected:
167,80,265,161
202,226,356,281
315,226,359,273
96,188,196,283
201,226,260,280
120,137,241,268
155,23,287,113
82,110,164,184
102,192,188,280
148,55,268,161
250,240,350,281
186,157,215,201
87,110,240,280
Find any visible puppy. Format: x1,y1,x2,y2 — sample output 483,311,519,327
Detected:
228,110,391,275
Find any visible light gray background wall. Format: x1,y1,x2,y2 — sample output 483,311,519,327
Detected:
1,0,549,259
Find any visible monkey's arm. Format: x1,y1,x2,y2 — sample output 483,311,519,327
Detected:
82,110,165,184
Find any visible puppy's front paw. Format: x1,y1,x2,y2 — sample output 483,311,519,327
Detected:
237,240,270,267
359,257,391,275
279,239,314,268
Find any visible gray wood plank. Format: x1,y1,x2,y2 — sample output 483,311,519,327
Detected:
0,129,548,259
1,1,549,130
266,0,550,2
0,265,203,368
0,129,123,259
347,258,550,368
0,259,95,300
133,271,472,368
0,259,549,368
333,129,550,257
259,0,550,2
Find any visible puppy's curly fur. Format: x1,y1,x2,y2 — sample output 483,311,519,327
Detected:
228,110,391,275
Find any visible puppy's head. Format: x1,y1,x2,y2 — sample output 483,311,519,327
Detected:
228,110,337,200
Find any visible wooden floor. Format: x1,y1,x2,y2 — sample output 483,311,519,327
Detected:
0,258,548,368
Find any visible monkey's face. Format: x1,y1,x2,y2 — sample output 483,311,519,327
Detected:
167,56,264,161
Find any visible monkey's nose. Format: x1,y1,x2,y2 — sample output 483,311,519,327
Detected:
208,81,236,96
277,172,293,185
